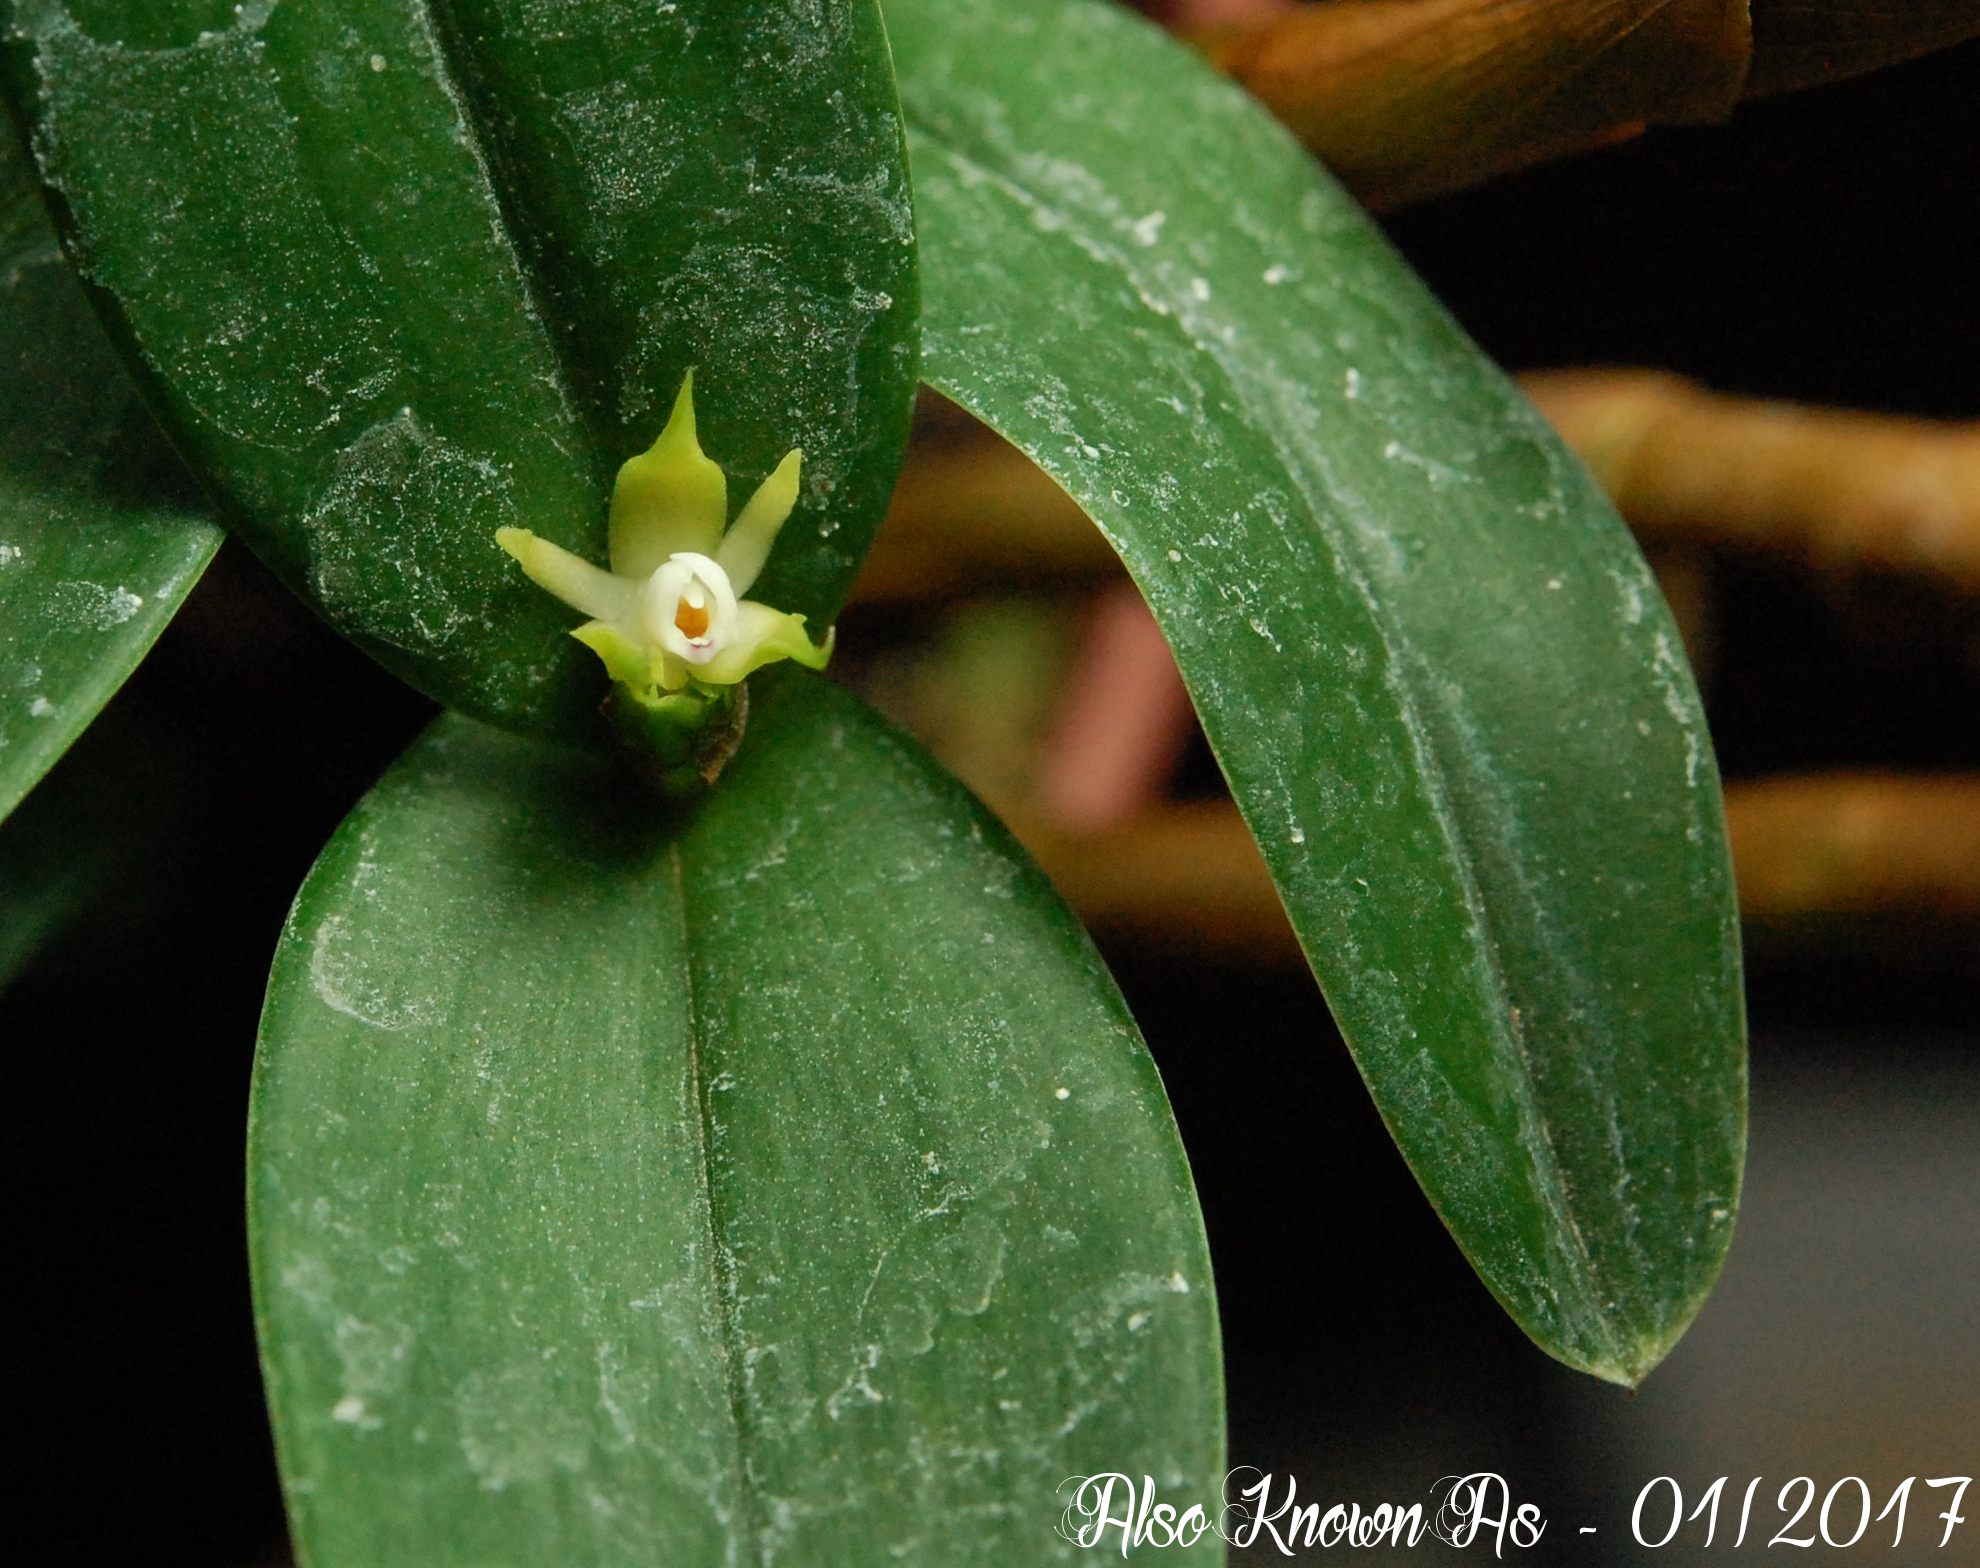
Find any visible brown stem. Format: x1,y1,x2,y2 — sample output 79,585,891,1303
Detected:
1189,0,1749,209
1523,369,1980,588
1012,773,1980,961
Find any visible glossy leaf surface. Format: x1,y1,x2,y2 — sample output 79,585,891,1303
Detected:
251,674,1222,1566
891,0,1744,1384
2,0,917,739
0,124,217,822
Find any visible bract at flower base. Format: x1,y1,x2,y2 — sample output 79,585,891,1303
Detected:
606,679,748,798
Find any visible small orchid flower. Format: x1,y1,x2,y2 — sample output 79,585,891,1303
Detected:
495,372,831,714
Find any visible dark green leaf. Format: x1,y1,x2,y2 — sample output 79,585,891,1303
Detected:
0,675,203,989
0,123,217,822
0,739,110,984
2,0,917,739
890,0,1743,1385
251,673,1223,1566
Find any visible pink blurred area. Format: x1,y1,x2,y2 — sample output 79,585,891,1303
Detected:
1034,583,1196,834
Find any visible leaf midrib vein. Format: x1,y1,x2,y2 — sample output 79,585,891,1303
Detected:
669,840,766,1560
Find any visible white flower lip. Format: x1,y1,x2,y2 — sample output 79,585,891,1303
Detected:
641,551,740,665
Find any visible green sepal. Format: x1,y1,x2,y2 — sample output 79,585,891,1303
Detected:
609,371,727,578
570,621,656,690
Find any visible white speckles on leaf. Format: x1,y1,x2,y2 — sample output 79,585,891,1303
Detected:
552,80,690,231
1609,565,1649,626
625,247,875,494
1380,438,1469,488
456,1363,592,1490
47,579,143,628
824,1343,886,1420
309,910,445,1031
21,9,405,445
305,408,513,655
1648,629,1707,791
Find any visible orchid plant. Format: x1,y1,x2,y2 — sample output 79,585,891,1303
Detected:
1,0,1753,1562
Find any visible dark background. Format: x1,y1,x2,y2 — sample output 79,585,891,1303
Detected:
5,30,1977,1568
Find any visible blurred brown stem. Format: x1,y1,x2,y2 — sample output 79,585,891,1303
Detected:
1190,0,1750,208
1187,0,1980,210
1523,368,1980,588
1724,772,1980,918
1016,774,1980,961
1011,801,1304,961
1745,0,1980,96
852,432,1111,602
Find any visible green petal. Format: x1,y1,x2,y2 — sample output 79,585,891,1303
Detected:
714,447,802,595
494,528,635,625
699,602,831,684
569,621,653,689
609,372,727,577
